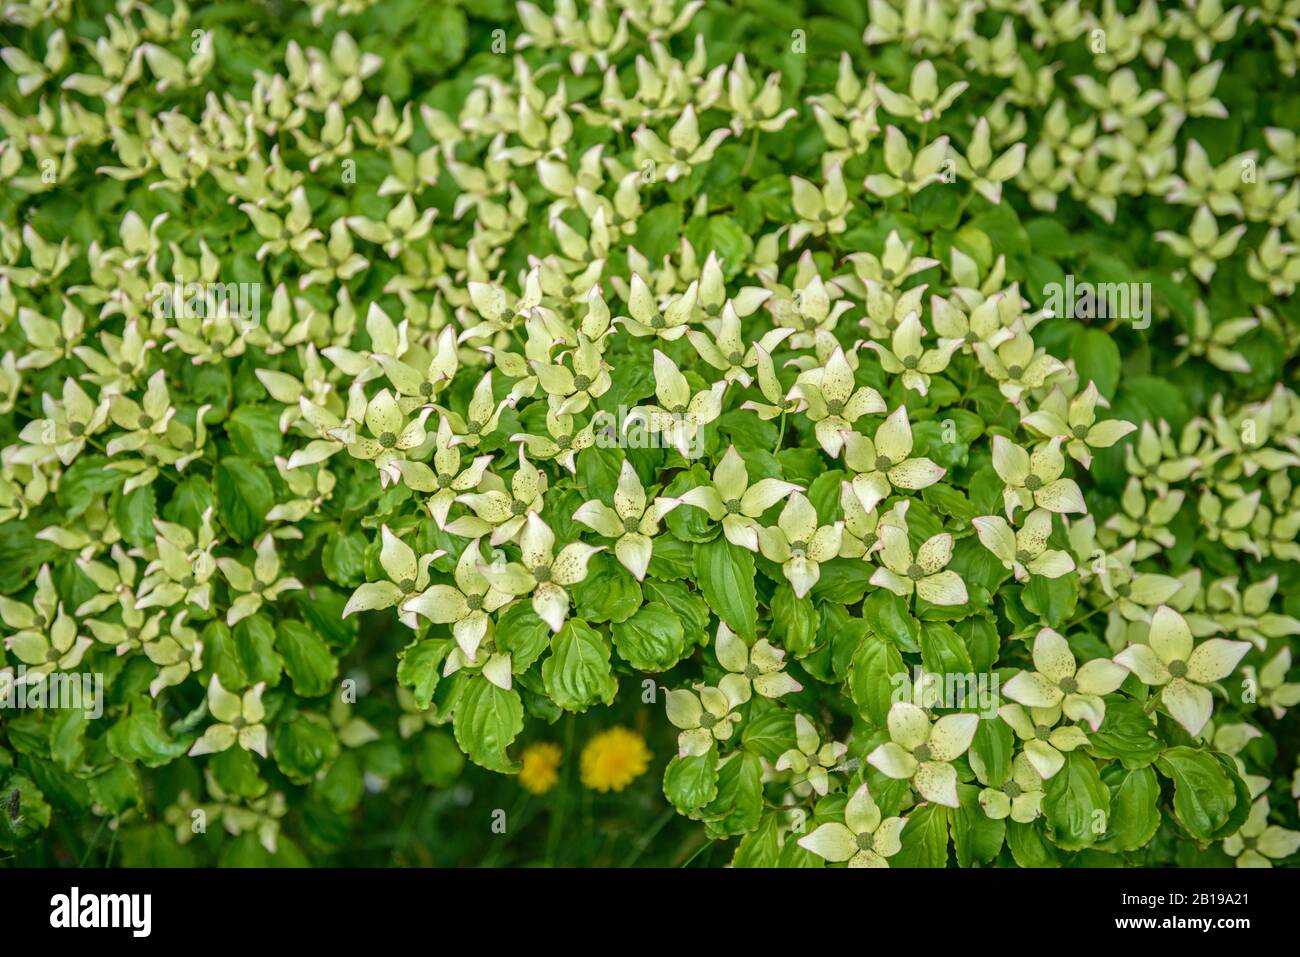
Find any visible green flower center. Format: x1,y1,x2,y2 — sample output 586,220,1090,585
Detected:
118,361,133,374
875,455,894,472
743,664,760,680
561,284,574,297
181,576,195,589
699,711,719,729
465,593,484,611
532,565,552,583
573,374,591,391
69,421,85,436
724,498,742,514
789,540,808,557
861,532,877,549
1015,549,1034,564
46,647,61,663
727,351,743,365
466,419,483,434
1034,724,1052,740
437,472,454,488
650,315,665,329
399,577,416,593
706,303,721,317
555,433,572,449
139,414,154,428
818,210,832,223
1024,474,1043,491
379,431,397,448
856,831,874,851
1167,659,1188,679
912,743,932,762
964,331,979,344
906,563,925,581
622,517,639,533
1003,781,1023,799
1116,582,1131,598
1072,424,1089,439
902,355,919,370
672,147,688,161
419,381,434,397
1058,677,1078,694
1007,364,1024,379
510,499,527,516
826,399,844,416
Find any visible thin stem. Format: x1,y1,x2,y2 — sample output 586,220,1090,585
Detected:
621,805,676,867
543,712,576,866
741,128,761,178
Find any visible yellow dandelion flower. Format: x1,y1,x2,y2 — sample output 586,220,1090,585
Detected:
580,727,651,793
518,742,563,795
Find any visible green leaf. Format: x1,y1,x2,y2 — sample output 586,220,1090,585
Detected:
862,589,921,653
1089,698,1162,767
611,602,689,671
274,713,340,785
226,405,284,462
663,748,719,814
452,677,524,772
214,457,274,544
741,706,797,761
112,484,156,548
1072,327,1122,399
397,639,451,709
1043,750,1111,851
56,455,125,518
892,802,949,867
541,619,618,712
1155,746,1237,841
694,536,758,640
495,602,552,673
1021,573,1079,629
322,528,368,587
572,552,643,623
1096,766,1161,853
234,615,283,687
768,584,820,657
952,783,1005,866
848,632,908,726
732,812,782,867
700,751,763,837
1005,819,1060,868
105,698,191,768
277,620,338,697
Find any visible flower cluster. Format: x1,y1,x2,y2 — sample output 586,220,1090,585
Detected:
0,0,1297,868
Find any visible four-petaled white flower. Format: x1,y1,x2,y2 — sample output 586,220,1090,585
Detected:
1002,627,1129,731
867,702,980,807
871,523,968,606
1114,605,1251,736
475,514,603,632
757,492,843,598
842,405,946,512
679,445,802,551
973,509,1076,582
573,459,679,580
715,622,802,703
798,783,908,867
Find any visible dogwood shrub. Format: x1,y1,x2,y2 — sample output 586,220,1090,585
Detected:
1,0,1299,868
